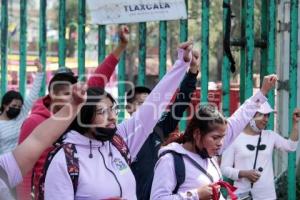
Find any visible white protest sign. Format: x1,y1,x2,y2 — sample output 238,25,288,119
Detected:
87,0,187,25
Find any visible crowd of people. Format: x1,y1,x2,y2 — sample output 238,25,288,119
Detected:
0,26,299,200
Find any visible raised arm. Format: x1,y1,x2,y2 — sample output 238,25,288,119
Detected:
274,108,300,152
117,42,193,159
88,26,129,88
220,74,277,153
289,108,300,142
13,84,86,176
154,51,199,139
18,59,44,120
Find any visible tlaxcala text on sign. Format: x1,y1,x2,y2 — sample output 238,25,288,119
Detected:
87,0,187,25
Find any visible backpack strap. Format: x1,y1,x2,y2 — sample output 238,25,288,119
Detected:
159,150,186,194
62,143,79,195
250,132,262,189
172,152,185,194
33,145,63,200
183,155,214,183
209,158,222,181
161,151,218,182
160,151,230,199
111,134,131,165
33,143,79,200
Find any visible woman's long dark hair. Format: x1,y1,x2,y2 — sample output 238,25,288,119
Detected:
69,87,116,134
0,90,23,113
164,104,227,145
55,87,116,144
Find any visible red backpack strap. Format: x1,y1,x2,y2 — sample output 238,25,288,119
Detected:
62,143,79,195
32,143,79,200
212,181,237,200
33,145,63,200
111,134,131,165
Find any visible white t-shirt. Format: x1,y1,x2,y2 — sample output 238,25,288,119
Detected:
221,131,298,200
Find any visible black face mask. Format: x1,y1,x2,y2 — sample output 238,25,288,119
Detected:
195,146,211,159
93,127,117,142
6,107,21,119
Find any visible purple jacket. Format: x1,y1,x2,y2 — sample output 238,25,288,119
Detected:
0,152,22,199
44,49,191,200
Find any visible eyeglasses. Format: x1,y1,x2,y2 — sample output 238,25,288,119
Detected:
254,113,270,120
246,144,267,151
96,105,119,116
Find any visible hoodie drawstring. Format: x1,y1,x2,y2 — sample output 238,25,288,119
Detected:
89,140,93,158
98,147,123,197
108,142,113,157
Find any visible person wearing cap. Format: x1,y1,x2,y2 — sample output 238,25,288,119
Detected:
0,59,44,155
16,26,129,200
221,102,300,200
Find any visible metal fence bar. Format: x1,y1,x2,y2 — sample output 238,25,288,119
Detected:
58,0,66,68
39,0,47,96
78,0,86,77
180,1,188,43
222,0,230,117
138,22,146,86
179,0,188,131
260,1,268,82
1,0,8,97
239,0,246,103
245,0,254,99
118,51,126,122
288,1,298,199
266,0,276,130
19,0,27,96
159,21,167,80
201,0,209,103
98,25,106,63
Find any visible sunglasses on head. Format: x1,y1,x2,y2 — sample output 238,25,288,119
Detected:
246,144,267,151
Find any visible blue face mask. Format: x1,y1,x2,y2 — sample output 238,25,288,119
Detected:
93,127,117,142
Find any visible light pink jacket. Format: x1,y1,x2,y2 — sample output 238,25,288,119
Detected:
44,49,191,200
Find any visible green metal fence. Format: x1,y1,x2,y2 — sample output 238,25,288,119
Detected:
0,1,298,199
288,1,299,199
1,0,8,97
